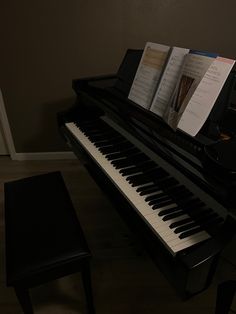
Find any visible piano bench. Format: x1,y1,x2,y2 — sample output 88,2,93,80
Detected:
4,171,95,314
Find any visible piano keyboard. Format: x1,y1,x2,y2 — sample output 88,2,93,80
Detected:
65,118,223,255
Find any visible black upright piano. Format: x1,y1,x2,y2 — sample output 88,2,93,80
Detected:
58,49,236,299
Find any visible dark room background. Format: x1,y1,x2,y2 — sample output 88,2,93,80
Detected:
0,0,235,153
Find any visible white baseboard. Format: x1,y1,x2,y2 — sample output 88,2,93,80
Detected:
12,151,77,161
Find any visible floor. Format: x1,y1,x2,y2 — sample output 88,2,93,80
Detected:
0,156,235,314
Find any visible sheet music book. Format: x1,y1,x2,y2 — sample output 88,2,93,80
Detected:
129,42,235,137
128,42,170,109
178,57,235,136
150,46,189,117
164,50,219,129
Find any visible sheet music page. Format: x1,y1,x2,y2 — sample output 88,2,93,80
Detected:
128,42,170,109
150,47,189,117
178,57,235,136
165,51,218,129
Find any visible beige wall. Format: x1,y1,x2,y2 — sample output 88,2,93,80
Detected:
0,0,236,153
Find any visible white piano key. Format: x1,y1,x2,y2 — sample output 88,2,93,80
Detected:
169,231,210,252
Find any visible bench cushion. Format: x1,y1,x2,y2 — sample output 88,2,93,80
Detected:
4,171,91,286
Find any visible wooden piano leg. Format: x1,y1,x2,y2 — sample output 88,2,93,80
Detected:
14,287,33,314
81,263,96,314
215,280,236,314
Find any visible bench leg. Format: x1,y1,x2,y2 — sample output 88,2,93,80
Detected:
215,280,236,314
14,287,33,314
81,263,95,314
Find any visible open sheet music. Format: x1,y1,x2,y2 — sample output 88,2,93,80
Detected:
129,42,235,137
178,57,235,136
128,42,170,109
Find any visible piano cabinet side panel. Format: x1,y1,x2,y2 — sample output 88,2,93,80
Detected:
185,254,219,296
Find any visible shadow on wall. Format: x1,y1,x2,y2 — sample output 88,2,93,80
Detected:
21,97,76,153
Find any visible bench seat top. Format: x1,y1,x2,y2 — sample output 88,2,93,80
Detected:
4,171,91,286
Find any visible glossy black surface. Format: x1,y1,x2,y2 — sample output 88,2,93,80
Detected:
57,50,236,298
5,172,91,286
64,50,236,212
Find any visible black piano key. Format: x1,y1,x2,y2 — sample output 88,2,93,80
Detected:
169,195,194,207
186,210,215,230
158,206,180,216
196,213,223,230
180,198,205,209
79,118,108,126
148,196,173,209
164,184,185,192
76,120,100,128
105,150,133,161
79,124,111,134
119,166,141,176
201,213,219,224
114,160,135,169
169,217,193,229
162,210,185,221
138,184,162,195
105,152,126,161
126,172,153,184
111,157,134,169
95,137,126,148
179,227,203,239
151,199,174,209
84,126,118,135
116,147,140,157
137,177,178,195
186,206,211,219
81,126,109,133
111,151,142,164
169,211,212,234
119,166,142,176
152,168,169,179
111,141,135,151
126,168,159,181
123,153,150,165
106,147,140,161
88,133,118,142
112,153,150,169
94,134,124,143
138,164,159,174
145,192,166,202
139,160,158,170
171,189,193,200
88,137,113,145
75,119,94,126
82,130,102,136
202,217,224,234
130,177,153,187
195,208,218,225
174,222,198,234
94,141,112,148
98,140,135,154
142,175,170,188
157,177,179,189
120,160,158,176
136,174,166,189
99,145,119,154
148,195,171,206
126,166,165,182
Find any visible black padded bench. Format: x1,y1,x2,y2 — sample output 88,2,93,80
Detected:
4,171,95,314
